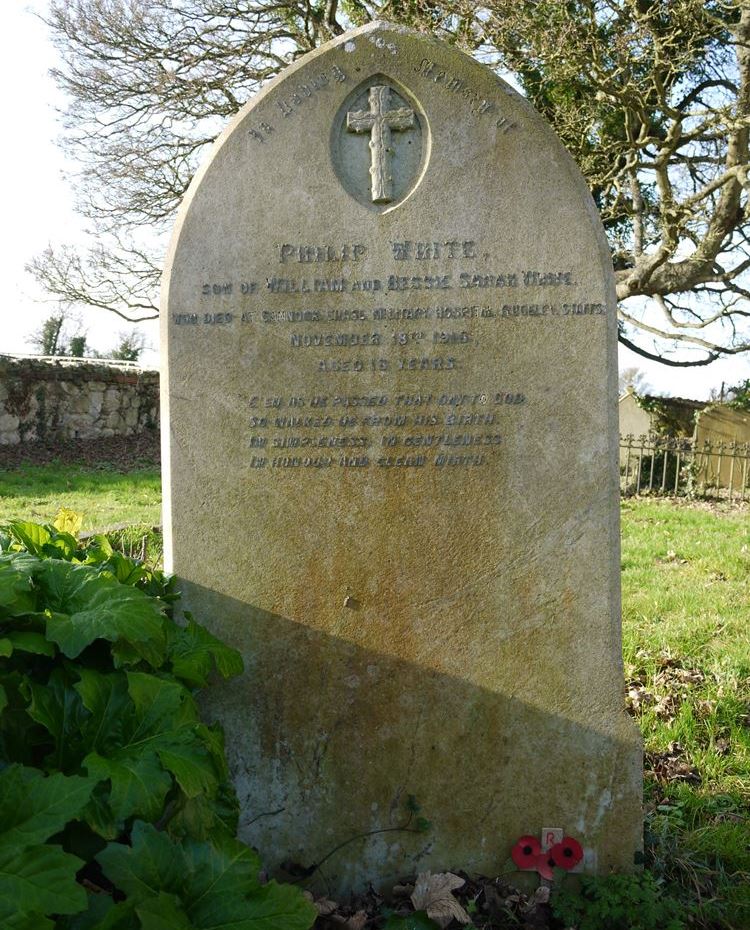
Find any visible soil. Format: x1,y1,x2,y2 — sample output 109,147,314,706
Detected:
0,430,161,471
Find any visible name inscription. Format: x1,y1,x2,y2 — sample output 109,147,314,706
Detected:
173,237,608,471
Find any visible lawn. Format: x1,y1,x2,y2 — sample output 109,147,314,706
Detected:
621,500,750,926
0,465,748,926
0,463,162,531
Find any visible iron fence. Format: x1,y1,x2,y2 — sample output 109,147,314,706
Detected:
620,435,750,500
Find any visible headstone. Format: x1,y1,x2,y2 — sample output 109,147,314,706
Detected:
161,22,642,893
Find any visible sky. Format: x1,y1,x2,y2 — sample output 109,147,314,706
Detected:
2,2,748,397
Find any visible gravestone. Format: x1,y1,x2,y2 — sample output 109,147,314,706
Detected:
161,21,642,893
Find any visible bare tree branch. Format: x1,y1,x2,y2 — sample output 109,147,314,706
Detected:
29,0,750,366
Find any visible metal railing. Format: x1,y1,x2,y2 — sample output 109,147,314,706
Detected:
620,434,750,500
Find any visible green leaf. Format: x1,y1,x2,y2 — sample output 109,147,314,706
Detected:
0,766,97,849
3,630,56,656
136,893,194,930
76,671,219,824
98,823,315,930
26,668,89,769
0,638,11,657
9,520,79,561
103,552,148,587
37,561,166,661
62,894,136,930
8,522,52,556
167,784,239,842
0,683,7,717
168,617,244,688
98,822,187,898
82,534,115,565
383,913,440,930
0,554,37,616
193,879,318,930
0,843,86,916
73,670,166,824
0,898,54,930
127,672,218,798
75,670,133,755
85,751,172,825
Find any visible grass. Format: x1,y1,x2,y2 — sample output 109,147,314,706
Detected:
0,465,748,926
0,463,162,531
621,499,750,928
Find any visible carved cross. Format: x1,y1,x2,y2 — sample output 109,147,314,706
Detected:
346,85,415,203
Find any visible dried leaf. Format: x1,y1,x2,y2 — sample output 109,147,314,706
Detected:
411,871,470,928
315,897,338,916
345,910,367,930
530,886,551,907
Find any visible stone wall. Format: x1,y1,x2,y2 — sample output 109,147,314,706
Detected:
0,357,159,445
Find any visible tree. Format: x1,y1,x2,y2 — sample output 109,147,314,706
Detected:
68,334,87,357
109,331,145,362
618,366,651,395
30,0,750,366
29,313,66,356
725,376,750,407
27,312,86,357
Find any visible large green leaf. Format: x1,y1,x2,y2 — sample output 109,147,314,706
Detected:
85,751,172,825
0,766,97,849
192,879,318,930
75,669,133,755
77,671,220,825
127,672,218,798
0,554,38,616
9,520,80,561
2,630,56,656
97,822,316,929
0,843,86,916
101,552,148,587
0,767,95,919
61,894,127,930
26,668,89,770
98,822,187,898
167,782,239,842
37,561,166,661
7,522,53,557
135,892,194,930
167,617,244,688
0,898,54,930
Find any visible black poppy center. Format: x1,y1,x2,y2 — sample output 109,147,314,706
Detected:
522,845,533,855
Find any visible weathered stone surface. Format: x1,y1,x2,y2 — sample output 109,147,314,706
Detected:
161,22,642,893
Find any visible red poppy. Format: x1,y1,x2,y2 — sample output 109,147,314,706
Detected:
549,836,584,870
535,850,558,880
511,835,541,869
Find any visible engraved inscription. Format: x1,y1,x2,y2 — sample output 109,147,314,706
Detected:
174,236,609,469
413,57,518,133
243,391,526,470
347,85,416,203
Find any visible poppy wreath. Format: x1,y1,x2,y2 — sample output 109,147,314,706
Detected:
511,834,583,879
